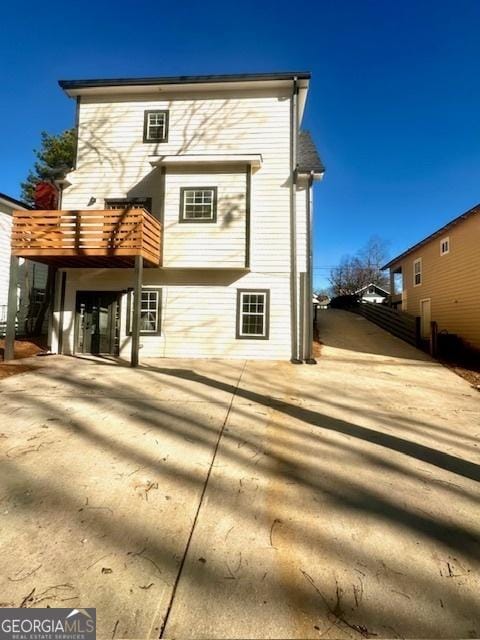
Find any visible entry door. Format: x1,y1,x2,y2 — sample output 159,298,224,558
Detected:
75,292,120,355
420,299,431,339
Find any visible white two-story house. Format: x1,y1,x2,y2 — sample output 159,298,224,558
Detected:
7,72,324,364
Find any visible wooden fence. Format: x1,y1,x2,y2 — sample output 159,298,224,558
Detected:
355,302,421,347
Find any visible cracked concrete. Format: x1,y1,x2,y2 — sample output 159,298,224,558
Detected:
0,309,479,638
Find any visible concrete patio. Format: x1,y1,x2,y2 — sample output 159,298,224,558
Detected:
0,309,479,638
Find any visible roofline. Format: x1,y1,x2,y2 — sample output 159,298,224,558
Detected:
58,71,311,92
0,192,31,210
355,283,390,295
382,203,480,270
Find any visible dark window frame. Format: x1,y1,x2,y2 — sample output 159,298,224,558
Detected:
179,186,218,223
126,287,162,336
236,289,270,340
143,110,169,143
105,197,152,213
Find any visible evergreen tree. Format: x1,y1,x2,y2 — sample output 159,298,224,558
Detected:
21,129,75,206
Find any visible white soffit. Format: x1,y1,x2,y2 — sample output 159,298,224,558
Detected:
149,154,263,168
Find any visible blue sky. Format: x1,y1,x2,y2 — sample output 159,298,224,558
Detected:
1,0,479,289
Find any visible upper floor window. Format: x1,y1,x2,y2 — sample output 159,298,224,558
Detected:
180,187,217,223
143,110,169,143
236,290,270,339
413,258,422,287
440,237,450,256
105,197,152,213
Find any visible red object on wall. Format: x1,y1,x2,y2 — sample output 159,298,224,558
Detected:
34,182,58,210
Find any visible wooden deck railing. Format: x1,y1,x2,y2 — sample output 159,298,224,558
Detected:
11,208,162,267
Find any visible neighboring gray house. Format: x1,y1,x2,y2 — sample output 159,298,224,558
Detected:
355,283,389,304
0,192,48,335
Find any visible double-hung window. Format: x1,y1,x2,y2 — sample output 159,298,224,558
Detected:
143,110,169,143
179,187,217,222
413,258,422,287
236,290,270,339
127,288,162,335
440,237,450,256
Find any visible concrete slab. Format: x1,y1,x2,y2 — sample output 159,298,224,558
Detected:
162,311,480,639
1,310,479,638
0,357,240,639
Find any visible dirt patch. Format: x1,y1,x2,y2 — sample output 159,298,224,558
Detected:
0,338,45,361
0,339,45,380
313,340,323,358
442,362,480,391
0,363,37,381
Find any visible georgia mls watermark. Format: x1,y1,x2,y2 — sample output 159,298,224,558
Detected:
0,608,96,640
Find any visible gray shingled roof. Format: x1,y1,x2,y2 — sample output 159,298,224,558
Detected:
297,131,325,175
0,192,31,210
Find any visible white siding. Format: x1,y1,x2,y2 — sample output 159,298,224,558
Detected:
0,208,13,308
56,86,310,359
59,268,291,360
61,90,292,274
163,166,246,268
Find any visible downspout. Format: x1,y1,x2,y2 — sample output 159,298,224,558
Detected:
289,77,301,363
304,170,316,363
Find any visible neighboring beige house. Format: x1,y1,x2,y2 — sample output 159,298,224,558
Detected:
8,72,324,363
0,192,48,335
383,204,480,349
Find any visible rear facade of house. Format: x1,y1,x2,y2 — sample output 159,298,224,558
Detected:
384,205,480,350
10,73,323,361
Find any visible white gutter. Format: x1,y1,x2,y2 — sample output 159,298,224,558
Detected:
289,77,301,363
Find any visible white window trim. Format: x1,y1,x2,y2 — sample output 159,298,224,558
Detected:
147,113,165,140
143,110,168,143
413,258,422,287
237,290,269,339
440,236,450,256
128,288,161,335
179,187,217,223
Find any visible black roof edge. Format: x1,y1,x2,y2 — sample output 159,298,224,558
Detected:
58,71,311,91
382,203,480,270
0,192,31,210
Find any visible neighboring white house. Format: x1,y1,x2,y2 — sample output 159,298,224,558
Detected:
355,283,389,304
0,192,48,335
313,294,330,309
9,72,324,362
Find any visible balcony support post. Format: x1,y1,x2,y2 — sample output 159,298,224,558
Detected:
131,255,143,367
4,255,19,361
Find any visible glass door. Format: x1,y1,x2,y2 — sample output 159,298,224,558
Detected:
75,292,120,355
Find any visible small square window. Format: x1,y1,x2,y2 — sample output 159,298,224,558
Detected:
413,258,422,287
143,110,169,143
127,288,161,335
179,187,217,223
440,237,450,256
236,290,270,339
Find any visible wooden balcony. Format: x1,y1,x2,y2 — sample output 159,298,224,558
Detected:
11,208,162,268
